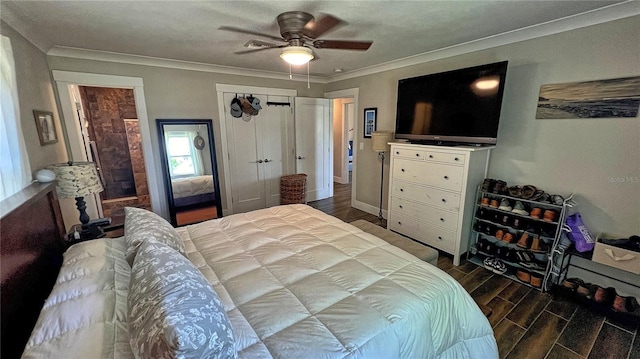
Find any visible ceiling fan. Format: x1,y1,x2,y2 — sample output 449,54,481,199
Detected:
219,11,372,65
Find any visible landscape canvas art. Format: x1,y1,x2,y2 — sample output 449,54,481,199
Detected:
536,76,640,119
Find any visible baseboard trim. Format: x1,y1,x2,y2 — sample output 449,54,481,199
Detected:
352,199,387,219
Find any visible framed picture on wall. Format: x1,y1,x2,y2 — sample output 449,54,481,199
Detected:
33,110,58,146
363,108,377,138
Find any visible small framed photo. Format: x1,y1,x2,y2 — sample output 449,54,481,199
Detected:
33,110,58,146
363,108,377,138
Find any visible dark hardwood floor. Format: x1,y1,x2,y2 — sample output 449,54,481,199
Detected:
308,181,639,359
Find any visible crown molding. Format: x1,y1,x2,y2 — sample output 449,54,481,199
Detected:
327,1,640,83
0,2,53,53
47,46,328,84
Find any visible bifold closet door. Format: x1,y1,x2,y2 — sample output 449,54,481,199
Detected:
224,93,293,213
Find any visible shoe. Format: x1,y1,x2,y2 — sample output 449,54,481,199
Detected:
512,218,523,229
505,248,518,263
483,257,496,270
495,230,505,240
500,214,512,226
476,207,490,220
543,210,557,222
516,269,531,283
530,189,545,201
521,185,537,199
498,198,512,211
562,278,584,292
517,232,532,249
551,195,565,206
612,295,640,314
491,259,508,275
530,208,542,219
512,201,529,216
480,197,490,206
594,286,617,305
576,283,596,300
502,232,515,244
530,236,549,253
481,178,496,192
489,199,499,208
492,180,507,194
537,193,551,204
508,185,523,198
530,273,543,288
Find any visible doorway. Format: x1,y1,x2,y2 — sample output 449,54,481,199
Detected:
76,86,152,225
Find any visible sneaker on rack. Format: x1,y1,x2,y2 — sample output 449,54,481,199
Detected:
483,257,496,271
491,259,508,275
512,201,529,216
530,236,550,253
498,198,512,211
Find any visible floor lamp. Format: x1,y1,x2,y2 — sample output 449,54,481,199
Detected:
371,131,394,225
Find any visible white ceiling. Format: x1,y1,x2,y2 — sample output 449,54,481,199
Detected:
1,1,635,79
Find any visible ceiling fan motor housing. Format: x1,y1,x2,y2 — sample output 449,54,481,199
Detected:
277,11,315,41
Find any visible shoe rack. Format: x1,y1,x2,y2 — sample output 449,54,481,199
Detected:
467,185,569,292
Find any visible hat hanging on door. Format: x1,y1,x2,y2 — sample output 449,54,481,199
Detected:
230,96,242,118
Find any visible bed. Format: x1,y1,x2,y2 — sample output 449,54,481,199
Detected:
171,174,216,207
6,187,498,358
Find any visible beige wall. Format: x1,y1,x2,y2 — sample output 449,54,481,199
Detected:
327,16,640,237
0,21,67,171
46,56,325,214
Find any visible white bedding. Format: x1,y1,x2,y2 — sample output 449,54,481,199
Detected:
171,174,214,199
22,204,498,358
178,204,498,358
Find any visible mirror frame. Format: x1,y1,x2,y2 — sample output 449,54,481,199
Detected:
156,119,223,226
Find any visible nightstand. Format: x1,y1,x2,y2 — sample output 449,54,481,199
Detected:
65,223,105,248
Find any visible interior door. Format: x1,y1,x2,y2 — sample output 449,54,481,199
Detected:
295,97,332,202
261,102,292,207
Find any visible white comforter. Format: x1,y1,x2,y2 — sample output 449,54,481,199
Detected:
171,174,213,198
22,204,498,358
178,204,498,358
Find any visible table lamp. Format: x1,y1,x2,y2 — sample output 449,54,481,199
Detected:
48,161,104,225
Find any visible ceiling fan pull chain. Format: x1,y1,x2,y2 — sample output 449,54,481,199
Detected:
307,62,310,89
289,64,292,80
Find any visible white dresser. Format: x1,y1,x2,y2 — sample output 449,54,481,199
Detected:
387,143,493,265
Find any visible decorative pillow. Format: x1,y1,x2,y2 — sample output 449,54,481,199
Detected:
128,240,236,359
124,206,186,265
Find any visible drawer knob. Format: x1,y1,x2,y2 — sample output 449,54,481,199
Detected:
398,221,402,225
429,155,433,158
401,168,405,172
400,188,404,192
438,236,442,240
399,205,403,209
441,198,446,203
416,153,420,157
444,175,449,180
440,218,444,222
396,151,399,155
454,157,459,161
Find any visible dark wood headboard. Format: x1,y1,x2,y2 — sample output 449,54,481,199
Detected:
1,182,66,359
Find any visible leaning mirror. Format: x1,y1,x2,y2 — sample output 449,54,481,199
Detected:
157,119,222,226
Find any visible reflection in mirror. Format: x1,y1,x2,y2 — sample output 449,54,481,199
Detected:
157,119,222,226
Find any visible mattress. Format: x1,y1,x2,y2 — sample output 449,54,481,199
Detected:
178,204,498,358
171,174,214,199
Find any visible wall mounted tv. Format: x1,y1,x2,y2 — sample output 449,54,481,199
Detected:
395,61,508,145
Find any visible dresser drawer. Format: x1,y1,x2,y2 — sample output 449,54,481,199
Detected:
425,151,466,165
388,213,456,252
390,180,461,212
392,159,464,191
392,147,426,160
390,196,459,231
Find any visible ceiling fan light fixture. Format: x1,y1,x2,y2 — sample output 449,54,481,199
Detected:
280,46,314,65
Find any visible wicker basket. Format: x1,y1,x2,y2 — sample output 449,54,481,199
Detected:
280,174,308,205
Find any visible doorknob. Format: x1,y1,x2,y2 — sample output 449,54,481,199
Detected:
297,156,305,160
251,159,263,163
264,159,271,163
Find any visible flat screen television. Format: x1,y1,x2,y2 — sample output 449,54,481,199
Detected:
394,61,508,145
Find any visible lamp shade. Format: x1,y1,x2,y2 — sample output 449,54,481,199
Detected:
371,131,394,152
48,162,103,198
280,46,314,65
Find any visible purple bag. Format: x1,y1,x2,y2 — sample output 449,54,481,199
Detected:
565,213,595,252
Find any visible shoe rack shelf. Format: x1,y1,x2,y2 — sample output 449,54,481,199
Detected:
467,186,569,292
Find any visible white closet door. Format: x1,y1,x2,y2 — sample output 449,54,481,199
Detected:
294,97,332,202
224,93,266,213
261,102,291,207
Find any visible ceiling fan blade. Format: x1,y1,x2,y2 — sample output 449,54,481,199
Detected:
304,14,343,39
234,45,287,55
219,26,285,42
313,40,372,50
244,39,278,48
